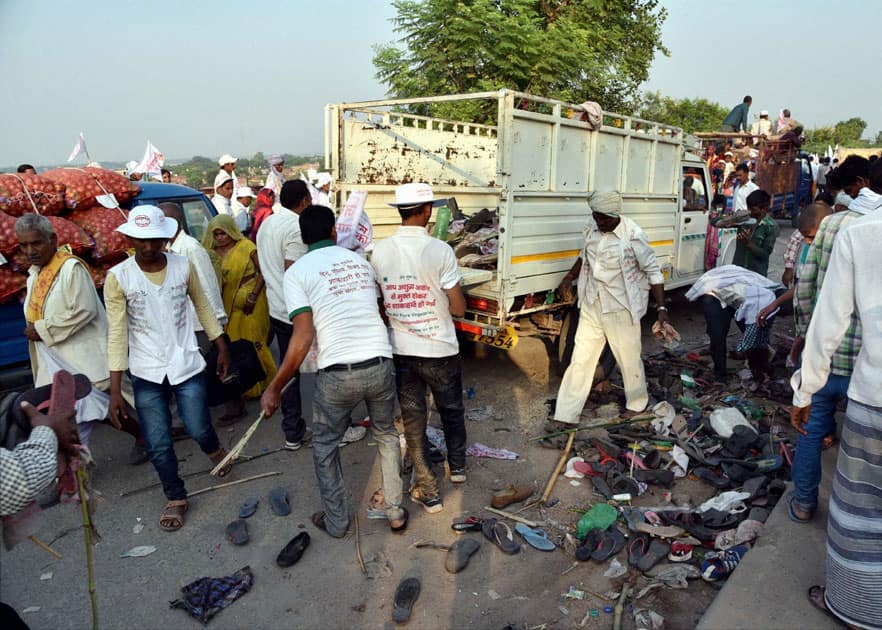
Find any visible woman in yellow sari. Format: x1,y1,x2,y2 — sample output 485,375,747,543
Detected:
202,215,276,424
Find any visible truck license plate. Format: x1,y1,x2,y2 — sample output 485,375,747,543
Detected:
472,325,519,350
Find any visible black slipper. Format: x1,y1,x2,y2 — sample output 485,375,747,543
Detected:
702,508,744,529
491,521,521,555
591,527,625,561
642,449,662,469
277,532,310,567
392,577,421,623
451,518,483,534
693,466,731,489
268,487,290,516
225,519,249,545
720,461,753,483
575,528,601,562
481,517,498,543
591,476,613,499
721,425,757,458
628,534,649,566
634,468,674,487
445,538,480,573
752,479,786,507
239,497,259,519
741,476,769,501
637,539,669,572
608,472,640,496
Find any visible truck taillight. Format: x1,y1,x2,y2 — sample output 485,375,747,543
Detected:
467,297,498,313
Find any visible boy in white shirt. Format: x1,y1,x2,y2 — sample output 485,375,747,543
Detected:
371,183,467,513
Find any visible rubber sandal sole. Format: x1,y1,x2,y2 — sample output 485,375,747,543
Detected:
392,577,421,623
268,487,290,516
277,532,310,567
445,538,480,573
226,519,249,545
239,497,259,519
637,539,669,572
591,528,625,561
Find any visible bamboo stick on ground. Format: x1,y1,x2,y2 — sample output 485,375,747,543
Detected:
76,468,98,630
188,471,281,497
539,431,576,504
529,414,654,442
483,506,541,527
29,536,62,559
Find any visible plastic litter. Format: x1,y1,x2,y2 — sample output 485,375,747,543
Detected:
22,606,41,614
678,395,702,412
698,491,751,513
40,572,53,581
646,563,701,588
569,480,582,487
465,443,518,460
120,545,157,558
603,557,627,578
488,590,501,601
564,457,586,479
651,401,675,435
466,405,496,422
425,426,448,454
575,503,618,539
671,445,690,473
133,517,144,534
680,373,697,388
590,609,600,617
564,586,585,600
709,408,756,438
635,608,665,630
603,606,614,614
558,606,569,616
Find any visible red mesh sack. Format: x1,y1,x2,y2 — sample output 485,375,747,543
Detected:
83,167,140,205
0,173,66,216
0,265,27,304
46,216,91,255
86,262,108,289
68,207,129,261
0,211,18,255
42,168,104,210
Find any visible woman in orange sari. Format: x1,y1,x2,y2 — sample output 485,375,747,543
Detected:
202,215,276,424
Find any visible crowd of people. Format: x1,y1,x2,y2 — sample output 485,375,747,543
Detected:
3,142,882,628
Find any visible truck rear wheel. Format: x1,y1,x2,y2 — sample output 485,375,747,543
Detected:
555,306,617,381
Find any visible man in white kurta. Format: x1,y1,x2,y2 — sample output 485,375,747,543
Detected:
553,192,670,422
16,214,146,462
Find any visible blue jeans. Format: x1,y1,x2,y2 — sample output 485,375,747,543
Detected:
312,359,403,537
131,372,221,501
791,373,850,512
395,354,466,497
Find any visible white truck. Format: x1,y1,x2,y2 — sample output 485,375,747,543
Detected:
325,90,736,369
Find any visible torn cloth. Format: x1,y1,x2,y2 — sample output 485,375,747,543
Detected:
170,566,254,625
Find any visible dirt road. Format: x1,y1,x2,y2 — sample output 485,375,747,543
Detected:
0,227,794,629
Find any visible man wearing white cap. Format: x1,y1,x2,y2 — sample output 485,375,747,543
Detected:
232,186,256,234
264,154,285,199
126,160,142,182
371,183,467,513
751,110,772,137
215,154,239,197
212,173,235,219
553,191,670,422
105,205,233,532
314,172,333,206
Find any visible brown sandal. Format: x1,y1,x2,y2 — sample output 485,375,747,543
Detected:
208,449,233,478
160,500,189,531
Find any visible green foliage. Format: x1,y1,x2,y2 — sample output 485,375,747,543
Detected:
373,0,669,121
803,117,877,153
637,92,729,134
168,153,322,189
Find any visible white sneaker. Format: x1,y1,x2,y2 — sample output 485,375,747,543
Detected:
339,425,367,448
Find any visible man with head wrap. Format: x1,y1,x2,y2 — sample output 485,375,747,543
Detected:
264,154,285,198
553,191,670,422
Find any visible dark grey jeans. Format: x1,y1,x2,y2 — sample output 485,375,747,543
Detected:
312,358,403,537
270,317,305,443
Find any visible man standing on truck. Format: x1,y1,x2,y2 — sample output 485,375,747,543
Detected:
722,96,752,132
260,205,408,536
106,205,233,532
733,189,779,277
256,180,312,450
371,183,468,513
553,191,670,422
15,214,148,464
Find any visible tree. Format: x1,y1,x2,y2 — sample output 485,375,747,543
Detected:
803,117,870,153
833,117,867,146
637,92,729,134
373,0,668,121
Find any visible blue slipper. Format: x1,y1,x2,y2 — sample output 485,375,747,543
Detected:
514,523,556,551
268,487,290,516
787,493,812,524
239,497,259,519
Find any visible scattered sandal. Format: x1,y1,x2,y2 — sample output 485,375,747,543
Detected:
490,484,533,509
238,497,259,519
160,499,188,532
637,539,670,572
392,577,421,623
445,538,481,573
514,523,556,551
481,518,520,555
268,487,290,516
701,544,750,581
451,517,484,534
225,519,249,546
591,528,625,562
276,532,310,567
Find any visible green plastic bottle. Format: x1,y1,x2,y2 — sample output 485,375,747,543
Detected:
432,203,452,241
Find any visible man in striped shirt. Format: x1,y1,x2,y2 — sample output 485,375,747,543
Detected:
789,155,880,522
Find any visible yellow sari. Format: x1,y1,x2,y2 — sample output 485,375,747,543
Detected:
204,215,276,398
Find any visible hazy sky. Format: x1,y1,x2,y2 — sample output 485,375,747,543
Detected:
2,0,879,167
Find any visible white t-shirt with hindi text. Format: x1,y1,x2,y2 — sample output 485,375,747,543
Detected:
371,226,461,357
284,242,392,369
256,211,308,323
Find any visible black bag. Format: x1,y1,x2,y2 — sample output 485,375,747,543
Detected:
204,338,266,407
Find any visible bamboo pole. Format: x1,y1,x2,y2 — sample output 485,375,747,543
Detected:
210,412,266,476
187,471,281,497
483,506,541,528
76,468,98,630
529,414,654,442
29,535,62,559
539,431,576,504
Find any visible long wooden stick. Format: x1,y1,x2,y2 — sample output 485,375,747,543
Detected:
29,535,62,559
76,468,98,630
188,471,281,497
210,412,266,476
529,414,654,442
540,431,575,504
483,506,541,528
354,514,366,574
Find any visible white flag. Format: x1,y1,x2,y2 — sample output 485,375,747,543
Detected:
67,132,88,163
134,140,165,180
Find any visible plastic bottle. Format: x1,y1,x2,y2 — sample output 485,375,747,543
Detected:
432,204,452,241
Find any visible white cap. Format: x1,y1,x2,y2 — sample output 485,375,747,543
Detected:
218,154,237,166
760,110,769,116
268,154,284,166
126,160,139,174
236,186,256,198
315,172,333,188
387,182,446,208
116,205,177,239
214,171,234,190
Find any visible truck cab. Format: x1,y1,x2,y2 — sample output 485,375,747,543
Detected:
0,182,216,394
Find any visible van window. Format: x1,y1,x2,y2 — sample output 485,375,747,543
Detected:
182,199,213,241
682,167,708,212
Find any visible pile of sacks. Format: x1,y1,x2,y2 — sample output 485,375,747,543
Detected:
0,168,140,303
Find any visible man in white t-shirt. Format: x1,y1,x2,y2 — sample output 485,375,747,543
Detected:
371,183,467,514
255,180,311,450
733,163,759,213
260,205,407,537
